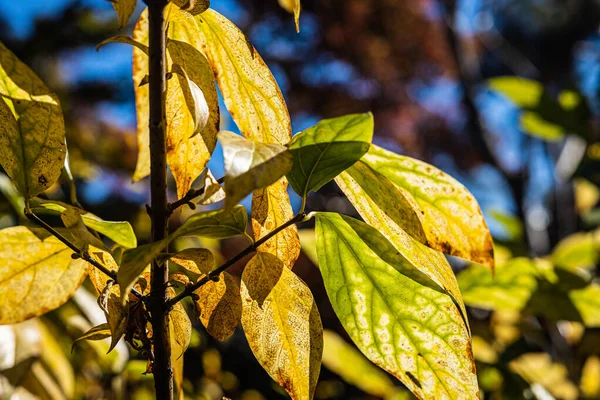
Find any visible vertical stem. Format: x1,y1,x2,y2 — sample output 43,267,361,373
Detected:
145,0,173,397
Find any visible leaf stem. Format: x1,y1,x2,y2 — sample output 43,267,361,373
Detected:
24,210,143,299
167,176,225,215
167,212,308,307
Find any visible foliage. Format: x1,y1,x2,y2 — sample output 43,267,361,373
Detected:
0,1,598,400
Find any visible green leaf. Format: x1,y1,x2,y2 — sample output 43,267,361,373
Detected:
287,113,373,199
315,212,477,399
335,164,469,323
0,226,88,324
219,131,292,209
118,206,248,302
111,0,137,28
173,205,248,239
458,258,538,312
71,323,112,353
361,144,494,269
551,230,600,271
569,284,600,327
0,41,66,198
30,198,137,248
322,330,401,399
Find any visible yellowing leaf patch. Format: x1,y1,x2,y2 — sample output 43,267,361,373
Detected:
0,226,88,324
241,252,323,400
316,213,477,400
0,41,66,198
362,144,494,269
111,0,137,28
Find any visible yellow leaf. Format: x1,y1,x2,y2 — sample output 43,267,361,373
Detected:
0,227,88,324
111,0,137,28
241,252,323,400
252,178,300,269
71,323,112,353
0,41,66,198
96,35,148,54
361,144,495,269
88,248,119,294
171,248,214,276
196,168,225,205
509,353,578,400
97,281,128,352
322,330,398,398
195,9,291,144
335,168,469,324
195,271,242,341
580,355,600,398
169,288,191,359
132,6,219,195
171,0,210,15
219,131,293,209
278,0,301,32
191,9,299,269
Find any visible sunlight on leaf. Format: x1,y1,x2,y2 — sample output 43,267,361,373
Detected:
171,0,210,15
287,113,373,200
0,41,66,198
580,356,600,398
196,168,225,205
315,213,477,399
219,131,292,209
298,229,318,266
551,229,600,271
362,144,494,269
322,330,399,399
195,271,242,341
0,227,88,324
169,288,191,360
170,248,213,281
335,167,469,324
241,252,323,400
97,281,128,352
132,10,150,182
96,35,148,55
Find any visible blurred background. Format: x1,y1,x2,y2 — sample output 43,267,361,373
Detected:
0,0,599,399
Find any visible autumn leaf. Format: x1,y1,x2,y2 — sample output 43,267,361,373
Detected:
88,248,119,294
287,113,373,200
96,35,148,54
170,248,242,341
132,7,219,196
169,288,191,360
171,0,210,15
0,41,66,198
278,0,301,32
219,131,292,209
361,144,494,269
509,353,578,400
195,9,291,144
0,226,88,324
252,179,300,269
195,168,225,205
315,213,478,399
111,0,137,28
335,167,469,324
241,252,323,400
97,281,128,352
71,324,112,353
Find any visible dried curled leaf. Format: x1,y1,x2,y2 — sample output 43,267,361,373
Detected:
241,252,323,400
316,213,478,399
0,226,88,324
0,41,66,198
97,281,128,353
219,131,292,209
362,144,494,269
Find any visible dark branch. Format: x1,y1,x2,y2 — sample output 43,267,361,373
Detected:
167,176,225,215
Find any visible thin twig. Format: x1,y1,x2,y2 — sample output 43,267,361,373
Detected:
25,211,144,299
167,212,307,307
167,176,225,215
